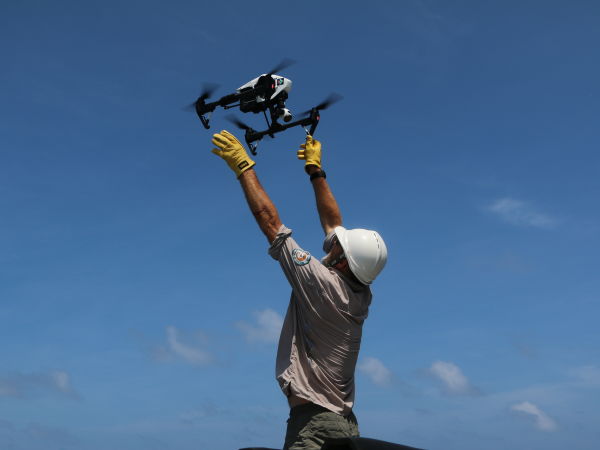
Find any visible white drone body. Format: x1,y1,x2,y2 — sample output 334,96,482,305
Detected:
236,74,293,122
237,74,293,101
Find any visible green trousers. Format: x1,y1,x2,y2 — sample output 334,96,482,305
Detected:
283,403,359,450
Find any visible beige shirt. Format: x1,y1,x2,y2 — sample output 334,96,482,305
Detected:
269,225,372,416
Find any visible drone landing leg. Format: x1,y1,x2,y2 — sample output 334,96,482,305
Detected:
262,110,271,129
244,131,260,156
200,111,212,129
248,142,258,156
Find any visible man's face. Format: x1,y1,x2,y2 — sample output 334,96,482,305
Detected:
322,237,348,271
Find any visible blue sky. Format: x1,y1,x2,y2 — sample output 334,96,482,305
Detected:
1,1,599,449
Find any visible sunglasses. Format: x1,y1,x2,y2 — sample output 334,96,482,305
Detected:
327,236,347,266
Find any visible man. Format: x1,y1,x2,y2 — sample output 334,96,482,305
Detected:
211,130,388,450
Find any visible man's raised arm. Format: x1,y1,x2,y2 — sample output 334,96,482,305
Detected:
297,135,342,235
211,130,282,243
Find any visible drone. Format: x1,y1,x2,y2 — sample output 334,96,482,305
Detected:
186,60,341,155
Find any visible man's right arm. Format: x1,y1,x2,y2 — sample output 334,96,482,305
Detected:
297,135,342,235
211,130,282,244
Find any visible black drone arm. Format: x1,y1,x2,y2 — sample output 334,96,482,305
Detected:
197,86,275,129
308,109,320,136
197,93,241,114
217,92,242,107
247,111,319,143
242,110,320,155
196,92,244,129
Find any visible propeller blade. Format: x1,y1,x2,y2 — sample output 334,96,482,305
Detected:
182,102,196,112
183,83,220,112
268,58,296,75
226,114,251,131
298,93,344,116
199,82,220,101
314,93,343,111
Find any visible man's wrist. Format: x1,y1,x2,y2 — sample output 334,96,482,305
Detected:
237,165,256,180
309,169,326,181
306,165,322,175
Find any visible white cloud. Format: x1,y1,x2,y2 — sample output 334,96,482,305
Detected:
487,197,557,229
0,371,76,398
51,371,71,393
511,401,558,431
358,357,392,387
165,326,213,366
236,308,283,343
429,361,477,395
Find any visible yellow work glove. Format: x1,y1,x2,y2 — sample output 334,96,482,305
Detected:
297,134,321,173
211,130,256,178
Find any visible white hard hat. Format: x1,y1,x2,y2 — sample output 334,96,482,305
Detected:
334,226,388,285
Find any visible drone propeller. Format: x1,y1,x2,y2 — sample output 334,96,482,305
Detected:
183,101,197,112
314,93,343,111
199,82,219,101
226,114,252,131
299,93,343,116
183,83,220,111
267,58,296,75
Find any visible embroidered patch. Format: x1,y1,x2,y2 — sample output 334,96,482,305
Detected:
291,248,311,266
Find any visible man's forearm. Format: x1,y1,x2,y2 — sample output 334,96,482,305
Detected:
307,166,342,235
238,168,282,243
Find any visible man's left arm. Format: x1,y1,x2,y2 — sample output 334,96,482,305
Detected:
211,130,282,243
297,135,343,235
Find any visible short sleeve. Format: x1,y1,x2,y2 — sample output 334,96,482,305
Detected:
268,224,294,260
268,224,339,305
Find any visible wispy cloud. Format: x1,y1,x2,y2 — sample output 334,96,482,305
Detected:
154,326,214,366
358,357,392,387
24,422,80,446
511,401,558,431
179,400,226,425
51,371,72,393
487,197,557,229
136,433,171,450
0,380,18,397
568,365,600,386
0,370,77,399
236,308,283,344
0,420,80,449
511,335,538,359
428,361,479,395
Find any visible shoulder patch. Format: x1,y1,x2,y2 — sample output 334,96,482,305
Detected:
291,248,311,266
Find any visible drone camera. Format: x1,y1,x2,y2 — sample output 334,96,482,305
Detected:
278,108,293,123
